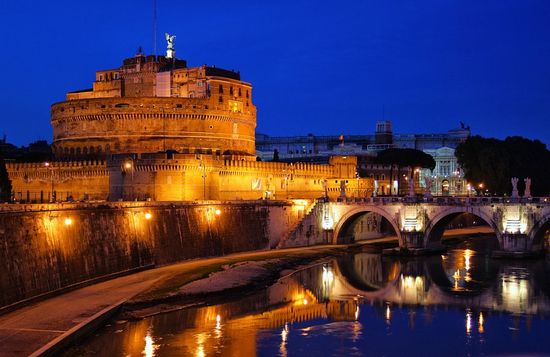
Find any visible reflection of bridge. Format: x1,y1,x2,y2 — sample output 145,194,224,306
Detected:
283,197,550,255
322,253,550,316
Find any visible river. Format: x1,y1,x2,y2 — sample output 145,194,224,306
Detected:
66,237,550,356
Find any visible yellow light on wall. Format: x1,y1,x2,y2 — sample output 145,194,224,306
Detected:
145,212,152,220
64,217,73,226
215,209,221,216
124,162,132,169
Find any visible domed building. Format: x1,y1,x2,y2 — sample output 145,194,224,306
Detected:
51,50,256,159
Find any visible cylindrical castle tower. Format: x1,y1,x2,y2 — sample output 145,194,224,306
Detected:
51,52,256,159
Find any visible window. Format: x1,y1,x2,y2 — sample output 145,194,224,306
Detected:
229,86,234,95
246,90,249,98
219,84,223,94
218,96,223,103
238,88,242,97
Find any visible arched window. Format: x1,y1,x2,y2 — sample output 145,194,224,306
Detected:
219,84,223,94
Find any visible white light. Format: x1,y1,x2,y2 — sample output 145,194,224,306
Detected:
145,212,152,220
64,217,73,226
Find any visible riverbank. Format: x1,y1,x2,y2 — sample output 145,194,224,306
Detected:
0,244,355,357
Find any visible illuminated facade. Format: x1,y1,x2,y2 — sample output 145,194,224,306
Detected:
52,52,256,159
7,51,372,201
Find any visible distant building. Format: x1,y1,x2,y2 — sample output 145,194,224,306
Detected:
256,121,471,196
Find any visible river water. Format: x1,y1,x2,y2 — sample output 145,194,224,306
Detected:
68,238,550,356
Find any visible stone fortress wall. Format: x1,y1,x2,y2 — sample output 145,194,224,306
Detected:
7,155,370,202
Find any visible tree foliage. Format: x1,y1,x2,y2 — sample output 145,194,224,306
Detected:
376,148,436,170
0,148,12,202
456,135,550,196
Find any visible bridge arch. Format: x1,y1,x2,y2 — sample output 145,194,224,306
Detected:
332,206,401,245
423,207,501,248
528,213,550,251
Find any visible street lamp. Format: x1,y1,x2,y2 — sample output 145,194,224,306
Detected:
44,162,55,202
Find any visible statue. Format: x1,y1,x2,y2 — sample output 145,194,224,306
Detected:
408,177,415,197
511,177,519,198
165,33,176,58
423,177,432,198
165,33,176,49
339,180,347,199
524,177,532,198
373,180,379,197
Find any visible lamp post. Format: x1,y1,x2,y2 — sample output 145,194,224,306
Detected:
44,162,55,202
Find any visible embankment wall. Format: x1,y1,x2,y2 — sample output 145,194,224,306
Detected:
0,201,305,309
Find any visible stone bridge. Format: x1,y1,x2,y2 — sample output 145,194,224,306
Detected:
283,196,550,255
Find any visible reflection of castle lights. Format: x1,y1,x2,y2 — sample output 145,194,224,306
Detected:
464,249,473,282
196,333,206,357
385,304,391,322
453,270,461,290
280,323,289,357
322,266,334,286
478,312,484,334
143,332,158,357
215,314,221,330
466,310,472,335
355,306,360,320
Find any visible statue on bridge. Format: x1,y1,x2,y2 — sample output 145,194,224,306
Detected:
339,180,347,199
511,177,519,198
524,177,532,198
423,177,432,198
408,177,415,197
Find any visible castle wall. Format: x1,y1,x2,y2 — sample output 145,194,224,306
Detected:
0,201,304,309
51,96,257,159
6,161,109,202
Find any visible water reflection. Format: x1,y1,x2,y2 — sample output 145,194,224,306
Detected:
70,241,550,356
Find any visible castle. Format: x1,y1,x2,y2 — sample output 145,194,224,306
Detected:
7,42,370,202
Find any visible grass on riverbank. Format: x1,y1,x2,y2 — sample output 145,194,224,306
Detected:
126,245,352,309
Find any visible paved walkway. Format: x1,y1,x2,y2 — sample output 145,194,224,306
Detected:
0,245,337,357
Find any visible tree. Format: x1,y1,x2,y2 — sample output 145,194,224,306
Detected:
272,149,280,162
376,148,436,195
456,135,550,196
0,148,12,202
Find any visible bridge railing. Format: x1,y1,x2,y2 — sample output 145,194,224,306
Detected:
333,196,550,205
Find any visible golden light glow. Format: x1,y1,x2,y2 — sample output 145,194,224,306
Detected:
125,162,132,169
64,217,73,226
303,299,308,305
143,333,158,357
44,162,50,167
355,306,360,320
466,310,472,335
145,212,152,220
385,304,391,321
478,312,484,334
215,209,221,216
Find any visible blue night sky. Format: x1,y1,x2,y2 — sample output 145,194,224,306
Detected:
0,0,549,146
